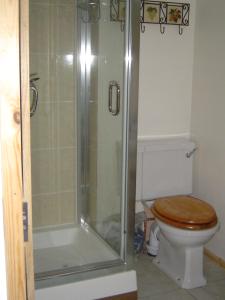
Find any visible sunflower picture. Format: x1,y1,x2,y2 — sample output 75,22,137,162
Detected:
167,5,182,24
118,1,126,21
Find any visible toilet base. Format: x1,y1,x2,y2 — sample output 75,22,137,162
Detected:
153,234,207,289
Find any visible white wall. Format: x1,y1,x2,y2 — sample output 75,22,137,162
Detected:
191,0,225,260
138,0,196,138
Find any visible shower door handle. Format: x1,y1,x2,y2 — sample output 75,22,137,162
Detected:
30,84,39,117
108,81,120,116
30,76,40,117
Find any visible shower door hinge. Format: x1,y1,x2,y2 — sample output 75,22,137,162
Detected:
23,202,29,242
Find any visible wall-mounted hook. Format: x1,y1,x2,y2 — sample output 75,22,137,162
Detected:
179,25,183,35
120,21,125,32
160,24,165,34
140,22,145,33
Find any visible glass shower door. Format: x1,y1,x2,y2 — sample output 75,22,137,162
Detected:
78,0,127,257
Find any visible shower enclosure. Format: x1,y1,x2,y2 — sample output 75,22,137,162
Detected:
29,0,139,280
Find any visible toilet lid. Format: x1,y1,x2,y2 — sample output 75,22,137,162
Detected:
152,196,217,228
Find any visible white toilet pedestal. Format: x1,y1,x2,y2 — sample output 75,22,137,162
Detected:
153,233,206,289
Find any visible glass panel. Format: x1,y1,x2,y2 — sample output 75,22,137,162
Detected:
29,0,78,228
79,0,126,255
30,0,127,278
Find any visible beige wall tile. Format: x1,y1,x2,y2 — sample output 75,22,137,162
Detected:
32,195,42,228
33,190,76,228
55,0,75,5
30,0,74,4
31,149,57,195
53,4,76,55
55,54,75,101
30,53,55,103
32,193,60,228
30,0,50,4
56,148,76,192
58,191,76,224
30,0,77,229
31,101,55,150
29,3,52,54
56,101,76,148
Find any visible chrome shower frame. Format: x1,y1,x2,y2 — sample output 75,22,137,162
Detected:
77,0,140,264
122,0,140,261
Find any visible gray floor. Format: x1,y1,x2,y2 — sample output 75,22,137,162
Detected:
133,253,225,300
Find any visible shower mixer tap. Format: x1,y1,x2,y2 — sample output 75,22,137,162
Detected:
30,74,40,117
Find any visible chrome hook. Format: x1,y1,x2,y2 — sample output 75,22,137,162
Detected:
179,25,183,35
141,22,145,33
160,24,165,34
120,21,125,32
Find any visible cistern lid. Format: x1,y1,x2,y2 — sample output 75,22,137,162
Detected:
151,196,217,230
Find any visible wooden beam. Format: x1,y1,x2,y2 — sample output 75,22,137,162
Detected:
0,0,27,299
204,248,225,269
20,0,35,298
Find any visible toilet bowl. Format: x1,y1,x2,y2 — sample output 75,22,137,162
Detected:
151,195,219,289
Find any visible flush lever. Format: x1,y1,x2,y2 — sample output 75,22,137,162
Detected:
108,81,120,116
186,147,198,158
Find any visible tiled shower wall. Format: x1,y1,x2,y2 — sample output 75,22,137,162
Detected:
30,0,77,228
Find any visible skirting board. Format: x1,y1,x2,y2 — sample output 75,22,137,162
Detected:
100,291,137,300
204,248,225,269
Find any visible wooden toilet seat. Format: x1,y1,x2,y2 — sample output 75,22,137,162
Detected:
151,196,218,230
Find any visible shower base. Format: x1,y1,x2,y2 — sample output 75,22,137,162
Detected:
34,225,120,278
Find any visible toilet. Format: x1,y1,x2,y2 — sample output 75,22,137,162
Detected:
151,195,219,289
136,138,219,289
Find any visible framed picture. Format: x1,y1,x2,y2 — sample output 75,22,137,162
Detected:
143,3,160,24
167,5,182,24
118,0,126,21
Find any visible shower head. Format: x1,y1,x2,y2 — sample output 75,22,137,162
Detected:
77,0,101,23
77,0,99,10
